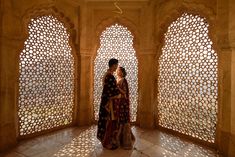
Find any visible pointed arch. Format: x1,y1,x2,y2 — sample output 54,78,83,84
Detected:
17,6,79,138
156,12,218,143
93,19,139,122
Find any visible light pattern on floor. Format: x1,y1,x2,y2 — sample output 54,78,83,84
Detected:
2,125,222,157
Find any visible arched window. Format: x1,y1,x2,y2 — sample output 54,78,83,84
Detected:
94,23,138,122
18,15,75,136
157,13,218,143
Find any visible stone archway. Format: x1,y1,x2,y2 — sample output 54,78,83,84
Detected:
18,8,78,137
157,13,218,143
93,22,139,122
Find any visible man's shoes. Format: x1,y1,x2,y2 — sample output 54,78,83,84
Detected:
104,144,118,150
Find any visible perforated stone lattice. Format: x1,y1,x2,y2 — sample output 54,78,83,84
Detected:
94,24,138,122
157,13,218,143
18,15,75,136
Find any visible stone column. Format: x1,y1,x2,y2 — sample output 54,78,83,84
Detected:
136,52,155,128
135,1,155,129
230,47,235,156
228,0,235,156
76,52,94,126
0,0,20,150
217,0,235,156
0,1,24,151
0,39,19,152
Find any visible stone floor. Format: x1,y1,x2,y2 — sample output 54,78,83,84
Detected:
1,125,222,157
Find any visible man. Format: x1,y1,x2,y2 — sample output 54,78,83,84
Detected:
97,58,120,149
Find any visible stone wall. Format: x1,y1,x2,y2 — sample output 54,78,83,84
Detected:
154,0,234,156
0,0,81,151
217,0,235,156
229,0,235,156
0,0,156,152
0,0,234,156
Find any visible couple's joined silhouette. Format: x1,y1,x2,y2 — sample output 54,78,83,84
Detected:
97,58,135,150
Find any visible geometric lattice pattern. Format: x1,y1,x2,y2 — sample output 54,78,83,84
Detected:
18,15,75,136
157,13,218,143
94,24,138,122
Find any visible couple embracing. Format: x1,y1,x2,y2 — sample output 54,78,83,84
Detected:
97,58,135,150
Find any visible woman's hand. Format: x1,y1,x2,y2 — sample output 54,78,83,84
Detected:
110,94,121,99
117,87,126,95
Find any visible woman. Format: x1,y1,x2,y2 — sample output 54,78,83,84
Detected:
116,66,135,149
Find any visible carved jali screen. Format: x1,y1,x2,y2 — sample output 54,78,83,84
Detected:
157,13,218,143
18,15,75,136
94,24,138,122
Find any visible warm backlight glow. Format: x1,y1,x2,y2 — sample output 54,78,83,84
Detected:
157,13,218,143
18,15,74,136
94,24,138,122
